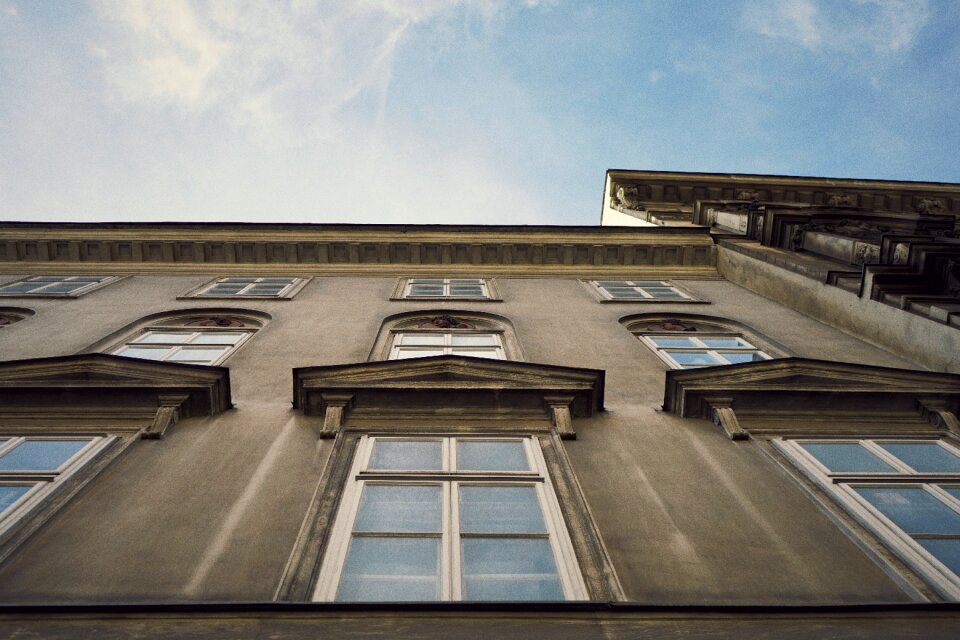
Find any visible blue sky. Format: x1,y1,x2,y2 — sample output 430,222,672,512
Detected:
1,0,957,225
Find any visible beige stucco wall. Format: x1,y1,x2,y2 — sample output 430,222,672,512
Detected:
0,273,930,603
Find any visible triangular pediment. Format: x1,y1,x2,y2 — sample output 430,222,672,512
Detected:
664,358,960,419
0,354,232,417
293,355,605,418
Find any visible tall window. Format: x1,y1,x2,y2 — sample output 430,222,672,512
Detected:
0,276,116,297
398,278,493,300
108,314,263,366
592,280,691,301
188,277,305,299
0,437,112,535
313,436,586,601
780,438,960,595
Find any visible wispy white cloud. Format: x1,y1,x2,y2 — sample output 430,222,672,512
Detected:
743,0,930,55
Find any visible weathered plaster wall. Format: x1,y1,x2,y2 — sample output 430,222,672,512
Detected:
0,274,929,604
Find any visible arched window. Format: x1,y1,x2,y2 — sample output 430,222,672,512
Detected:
0,307,34,328
101,310,269,366
622,313,786,370
369,311,523,362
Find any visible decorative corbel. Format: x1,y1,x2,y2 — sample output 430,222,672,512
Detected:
544,395,576,440
142,394,190,440
706,397,749,441
918,400,960,439
319,393,354,439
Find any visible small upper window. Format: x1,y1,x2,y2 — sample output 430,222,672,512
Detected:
592,280,691,301
0,436,112,534
371,313,522,361
109,314,263,366
394,278,497,300
186,277,306,299
0,276,116,297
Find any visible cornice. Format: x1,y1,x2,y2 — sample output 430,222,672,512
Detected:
607,170,960,214
0,223,716,274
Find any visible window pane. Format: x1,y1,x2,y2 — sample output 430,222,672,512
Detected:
856,487,960,534
220,278,258,283
596,281,630,287
605,288,644,298
409,286,444,296
370,441,442,471
449,348,500,359
918,539,960,575
246,285,285,295
701,338,749,348
40,283,87,293
450,335,497,346
409,279,443,284
259,278,297,283
0,440,89,471
115,346,169,361
201,285,245,295
337,537,440,601
190,332,246,345
449,287,484,296
354,485,441,533
651,337,696,348
449,279,483,284
0,485,32,514
878,443,960,473
166,347,229,363
460,486,546,533
394,349,445,360
461,538,563,601
666,351,722,367
398,334,445,345
457,441,529,471
644,288,684,298
800,443,897,473
721,351,768,364
0,283,42,293
133,332,194,344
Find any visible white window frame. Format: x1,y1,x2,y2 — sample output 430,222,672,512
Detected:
185,277,307,299
591,280,693,301
0,436,114,537
313,435,587,601
0,276,118,298
776,437,960,599
389,331,506,360
397,278,494,300
111,328,256,366
639,333,771,369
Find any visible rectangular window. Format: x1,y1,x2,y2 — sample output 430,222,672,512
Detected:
191,277,303,298
592,280,690,301
390,332,505,360
313,436,586,601
780,438,960,596
0,276,115,297
640,334,770,369
112,330,252,365
400,279,492,300
0,437,111,534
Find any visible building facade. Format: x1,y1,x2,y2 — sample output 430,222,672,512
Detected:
0,171,958,637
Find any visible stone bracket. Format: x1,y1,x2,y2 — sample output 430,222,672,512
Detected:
706,397,749,441
142,394,190,440
544,395,576,440
918,400,960,439
319,393,354,439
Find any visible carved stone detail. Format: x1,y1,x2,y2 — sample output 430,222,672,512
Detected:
141,394,190,440
706,398,749,441
645,319,699,332
916,197,945,214
736,190,761,202
615,186,645,211
186,317,246,328
544,396,576,440
318,393,354,439
418,316,474,329
827,194,855,207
